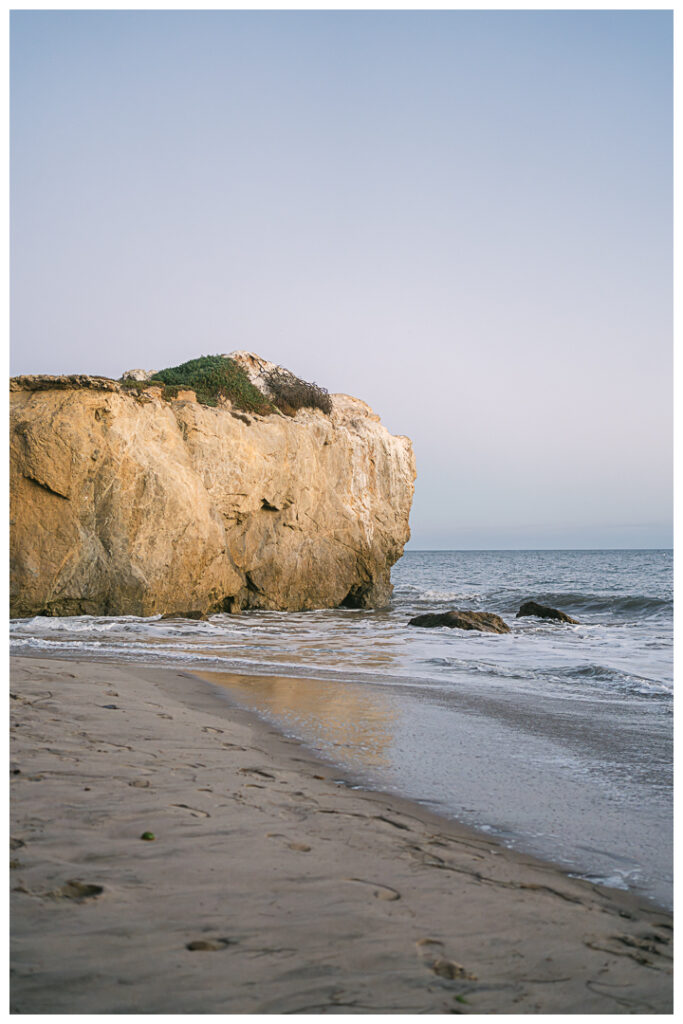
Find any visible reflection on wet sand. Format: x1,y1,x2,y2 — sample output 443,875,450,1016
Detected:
194,671,398,769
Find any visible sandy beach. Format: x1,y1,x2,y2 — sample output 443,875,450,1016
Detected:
10,655,673,1014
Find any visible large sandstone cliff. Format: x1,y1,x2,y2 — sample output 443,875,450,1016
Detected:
10,354,415,618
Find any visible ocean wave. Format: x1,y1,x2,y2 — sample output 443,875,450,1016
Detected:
394,586,671,620
394,586,483,604
529,593,672,617
421,656,529,681
8,613,235,638
545,665,671,700
557,663,671,694
10,614,155,633
420,655,671,699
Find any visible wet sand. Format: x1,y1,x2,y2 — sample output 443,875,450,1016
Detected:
10,655,673,1014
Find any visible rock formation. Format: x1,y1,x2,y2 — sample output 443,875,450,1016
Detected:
408,611,511,633
516,601,579,624
10,354,415,618
121,368,156,382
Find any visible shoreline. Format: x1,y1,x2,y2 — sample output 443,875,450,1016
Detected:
11,654,673,1013
12,646,672,912
191,665,672,914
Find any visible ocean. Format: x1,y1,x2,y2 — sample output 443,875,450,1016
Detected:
10,549,673,909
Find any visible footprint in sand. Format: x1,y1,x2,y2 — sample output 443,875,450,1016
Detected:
186,938,232,951
583,933,670,967
415,938,477,981
56,881,104,901
375,814,412,833
345,878,401,901
290,790,315,799
129,779,151,788
239,767,275,780
265,833,310,853
170,803,211,818
202,726,223,735
26,880,104,902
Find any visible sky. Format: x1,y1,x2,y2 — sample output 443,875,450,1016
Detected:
10,10,672,549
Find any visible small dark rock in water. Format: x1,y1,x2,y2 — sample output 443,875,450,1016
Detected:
408,610,510,634
516,601,579,624
160,610,207,621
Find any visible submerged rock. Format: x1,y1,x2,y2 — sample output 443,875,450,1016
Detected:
10,353,415,617
516,601,579,624
408,610,510,634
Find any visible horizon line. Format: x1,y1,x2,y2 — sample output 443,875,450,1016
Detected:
402,547,673,553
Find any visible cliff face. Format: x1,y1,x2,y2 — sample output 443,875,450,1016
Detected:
10,356,415,618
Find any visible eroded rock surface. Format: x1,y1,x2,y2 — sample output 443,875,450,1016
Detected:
408,611,511,633
10,355,415,617
121,368,156,382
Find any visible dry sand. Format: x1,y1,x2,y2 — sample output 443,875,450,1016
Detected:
10,655,673,1014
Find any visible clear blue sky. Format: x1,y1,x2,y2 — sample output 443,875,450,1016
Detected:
10,11,672,549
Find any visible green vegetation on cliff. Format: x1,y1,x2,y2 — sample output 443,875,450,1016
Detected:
120,354,333,417
150,355,272,413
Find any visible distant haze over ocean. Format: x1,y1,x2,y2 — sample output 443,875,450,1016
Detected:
405,535,673,552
